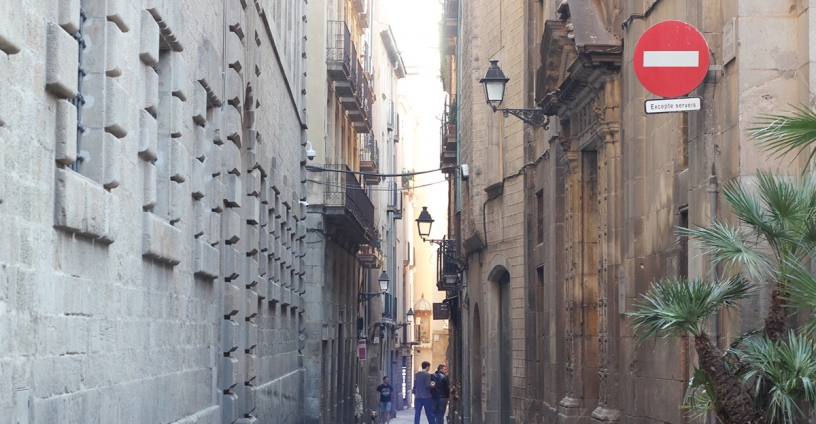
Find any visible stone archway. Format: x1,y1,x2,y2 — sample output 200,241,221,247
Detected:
486,265,512,424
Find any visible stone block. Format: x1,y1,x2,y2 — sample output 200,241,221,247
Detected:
169,138,189,183
218,356,239,391
208,210,221,245
259,231,269,254
197,39,223,106
222,139,241,175
191,158,205,199
268,281,280,303
243,195,260,225
194,200,208,238
210,107,224,145
221,320,240,355
54,169,86,233
226,32,244,73
221,393,237,423
226,68,243,108
225,106,242,149
54,169,116,242
245,170,260,197
227,0,246,40
192,83,207,125
105,77,130,138
255,276,267,300
222,208,241,244
207,177,224,212
244,224,259,256
102,135,121,189
46,23,79,99
141,212,182,265
193,125,207,161
241,322,258,352
0,4,22,54
106,0,131,32
170,52,188,101
224,173,242,208
242,149,257,174
105,22,124,77
59,0,81,34
206,143,222,176
144,66,159,114
222,245,241,280
139,10,160,65
79,130,120,189
146,0,183,51
244,295,258,322
168,180,182,224
168,95,184,138
55,99,78,165
296,221,306,240
0,139,4,203
194,240,219,279
138,109,158,161
142,161,157,210
224,281,241,317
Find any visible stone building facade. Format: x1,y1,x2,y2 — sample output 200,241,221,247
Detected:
0,0,308,422
442,0,812,423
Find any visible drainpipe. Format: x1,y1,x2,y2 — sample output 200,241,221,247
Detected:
708,164,719,348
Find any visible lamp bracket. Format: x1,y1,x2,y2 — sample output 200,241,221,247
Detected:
358,292,382,304
497,108,550,129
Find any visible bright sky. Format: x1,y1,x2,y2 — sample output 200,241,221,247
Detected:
382,0,444,73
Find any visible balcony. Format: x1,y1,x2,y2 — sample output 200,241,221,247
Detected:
322,164,376,246
440,97,457,172
360,135,380,184
437,239,460,291
327,21,351,82
356,244,383,268
387,182,403,219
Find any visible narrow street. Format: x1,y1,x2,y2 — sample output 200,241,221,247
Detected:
380,408,445,424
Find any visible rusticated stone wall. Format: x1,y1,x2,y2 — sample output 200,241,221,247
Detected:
0,0,307,422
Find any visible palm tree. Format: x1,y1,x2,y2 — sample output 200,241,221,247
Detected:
629,106,816,422
629,276,765,423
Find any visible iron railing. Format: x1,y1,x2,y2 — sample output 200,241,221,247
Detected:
323,164,375,241
360,134,379,169
327,21,351,69
437,238,459,290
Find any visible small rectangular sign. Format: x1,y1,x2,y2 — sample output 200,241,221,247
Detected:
644,97,701,114
643,51,699,67
723,18,736,65
433,302,450,320
358,339,367,360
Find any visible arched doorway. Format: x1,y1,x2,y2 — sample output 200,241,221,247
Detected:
472,303,483,424
496,271,511,423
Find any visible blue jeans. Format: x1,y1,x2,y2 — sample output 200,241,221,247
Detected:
414,398,435,424
433,397,448,424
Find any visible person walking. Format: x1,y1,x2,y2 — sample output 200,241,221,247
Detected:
413,361,436,424
377,376,394,424
430,364,452,424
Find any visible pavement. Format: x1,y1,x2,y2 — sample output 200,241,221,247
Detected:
376,407,446,424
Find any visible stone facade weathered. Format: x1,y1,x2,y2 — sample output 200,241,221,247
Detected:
0,0,308,422
443,0,813,423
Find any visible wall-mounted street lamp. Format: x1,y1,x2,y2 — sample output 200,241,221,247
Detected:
480,60,550,129
416,207,464,291
359,270,390,303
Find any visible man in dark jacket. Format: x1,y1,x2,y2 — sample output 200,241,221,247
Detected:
430,364,451,424
413,361,435,424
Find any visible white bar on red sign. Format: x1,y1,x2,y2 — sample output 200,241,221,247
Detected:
643,51,699,67
644,97,701,114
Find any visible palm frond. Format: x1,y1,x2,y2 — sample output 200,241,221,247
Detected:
735,331,816,423
628,276,758,344
679,223,771,280
777,257,816,312
749,106,816,165
683,364,720,423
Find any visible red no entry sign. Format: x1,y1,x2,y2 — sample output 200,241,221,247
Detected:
634,21,710,98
